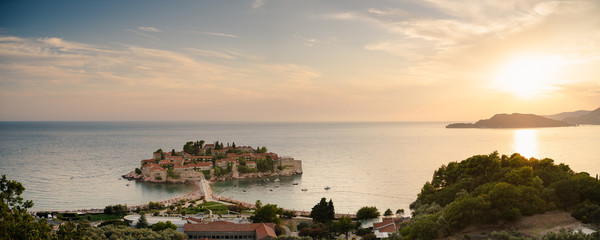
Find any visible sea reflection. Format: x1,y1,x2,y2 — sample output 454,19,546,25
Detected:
513,129,539,158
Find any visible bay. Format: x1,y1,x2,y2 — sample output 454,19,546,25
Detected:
0,122,598,214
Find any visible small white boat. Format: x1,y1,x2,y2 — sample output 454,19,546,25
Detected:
274,178,280,182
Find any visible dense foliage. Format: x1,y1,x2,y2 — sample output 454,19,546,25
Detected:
310,198,335,223
250,204,282,225
400,152,600,239
0,175,53,240
356,206,380,220
103,204,128,215
183,140,205,155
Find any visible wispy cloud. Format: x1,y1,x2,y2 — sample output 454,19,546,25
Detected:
292,34,337,47
199,31,238,38
184,48,237,60
0,35,326,120
252,0,267,9
137,26,161,32
124,29,160,42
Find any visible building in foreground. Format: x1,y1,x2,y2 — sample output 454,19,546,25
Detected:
373,218,407,239
184,221,276,240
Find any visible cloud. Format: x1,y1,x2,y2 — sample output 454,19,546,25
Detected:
124,29,160,42
184,48,237,59
198,31,238,38
0,35,326,120
252,0,267,9
137,26,161,32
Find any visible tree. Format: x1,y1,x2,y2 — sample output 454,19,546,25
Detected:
0,175,53,240
136,213,149,229
333,216,356,240
356,206,380,220
384,208,393,216
396,209,405,216
250,204,281,225
104,204,128,215
151,221,177,231
297,222,311,231
310,198,335,223
255,200,263,209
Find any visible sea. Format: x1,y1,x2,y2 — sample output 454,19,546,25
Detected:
0,122,598,214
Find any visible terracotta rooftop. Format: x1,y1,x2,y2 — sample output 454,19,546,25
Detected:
184,221,276,239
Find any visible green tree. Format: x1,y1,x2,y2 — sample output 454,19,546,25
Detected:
151,221,177,231
356,206,380,220
136,213,149,229
250,204,281,225
396,208,405,216
384,208,393,216
0,175,53,240
255,200,263,209
310,198,335,223
333,216,356,240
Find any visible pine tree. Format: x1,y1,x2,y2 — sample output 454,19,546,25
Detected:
136,213,149,228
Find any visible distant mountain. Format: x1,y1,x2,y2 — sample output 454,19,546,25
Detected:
563,107,600,125
544,110,591,121
446,113,574,128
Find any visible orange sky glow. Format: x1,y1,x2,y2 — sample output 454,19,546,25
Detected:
0,0,599,121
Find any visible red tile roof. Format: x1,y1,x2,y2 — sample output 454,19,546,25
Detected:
184,222,276,240
373,218,404,233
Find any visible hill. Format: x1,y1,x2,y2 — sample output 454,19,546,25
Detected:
398,152,600,240
563,107,600,125
544,110,591,121
446,113,574,128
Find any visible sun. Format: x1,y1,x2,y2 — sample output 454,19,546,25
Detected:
493,55,564,99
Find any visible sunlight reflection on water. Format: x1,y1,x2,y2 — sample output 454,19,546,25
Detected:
513,129,539,158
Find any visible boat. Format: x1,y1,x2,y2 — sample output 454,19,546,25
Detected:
269,189,273,192
274,178,280,182
301,188,308,191
242,190,246,192
292,182,298,185
324,186,331,190
126,184,129,186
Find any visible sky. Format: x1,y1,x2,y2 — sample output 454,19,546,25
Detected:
1,0,599,122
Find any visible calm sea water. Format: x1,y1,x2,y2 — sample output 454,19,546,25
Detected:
0,122,598,214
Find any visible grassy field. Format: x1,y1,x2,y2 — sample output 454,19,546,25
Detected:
184,201,229,215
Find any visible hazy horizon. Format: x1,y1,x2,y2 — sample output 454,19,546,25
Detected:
1,0,599,121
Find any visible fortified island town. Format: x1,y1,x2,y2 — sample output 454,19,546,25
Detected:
123,140,303,183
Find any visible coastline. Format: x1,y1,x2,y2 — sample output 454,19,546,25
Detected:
40,176,355,218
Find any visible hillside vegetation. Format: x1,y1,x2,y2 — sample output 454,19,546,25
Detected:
399,152,600,239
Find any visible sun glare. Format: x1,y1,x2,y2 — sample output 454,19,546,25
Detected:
493,55,564,99
513,129,539,159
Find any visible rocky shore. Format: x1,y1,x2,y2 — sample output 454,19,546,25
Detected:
122,169,302,183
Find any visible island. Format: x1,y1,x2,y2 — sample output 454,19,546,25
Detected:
123,140,302,183
446,113,574,128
